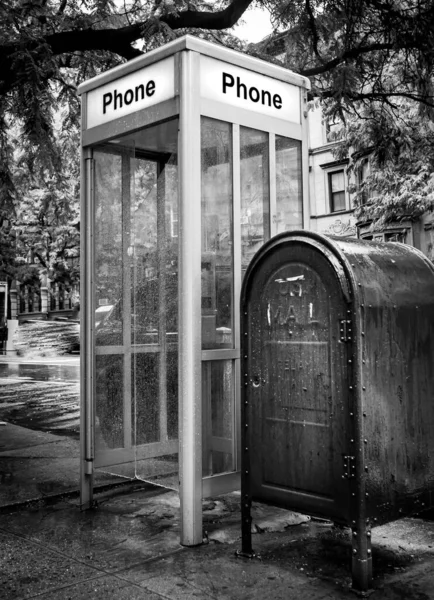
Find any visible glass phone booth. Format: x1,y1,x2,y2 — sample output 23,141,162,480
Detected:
78,35,310,545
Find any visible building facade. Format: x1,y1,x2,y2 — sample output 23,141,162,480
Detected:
307,101,434,261
307,106,357,239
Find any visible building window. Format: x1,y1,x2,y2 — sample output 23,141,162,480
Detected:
325,118,342,143
384,230,407,243
359,228,409,245
328,170,346,212
424,223,434,262
358,158,371,204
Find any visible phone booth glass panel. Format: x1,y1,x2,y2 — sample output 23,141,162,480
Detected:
91,120,180,487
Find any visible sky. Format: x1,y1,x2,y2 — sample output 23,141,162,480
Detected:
232,5,274,43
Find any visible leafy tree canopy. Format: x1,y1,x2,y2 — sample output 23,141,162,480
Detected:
1,0,434,279
2,113,80,287
0,0,249,284
332,97,434,227
264,0,434,109
2,0,434,160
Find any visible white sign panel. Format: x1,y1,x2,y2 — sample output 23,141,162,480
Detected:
200,56,300,123
86,56,175,129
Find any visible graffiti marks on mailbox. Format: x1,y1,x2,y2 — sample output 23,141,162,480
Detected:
260,263,334,494
274,352,330,421
263,264,330,339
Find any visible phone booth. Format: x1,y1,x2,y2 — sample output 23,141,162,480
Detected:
240,231,434,591
78,35,310,545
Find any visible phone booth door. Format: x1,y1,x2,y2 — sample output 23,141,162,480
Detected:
91,120,180,489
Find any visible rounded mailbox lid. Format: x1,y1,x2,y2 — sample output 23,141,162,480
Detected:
241,230,434,312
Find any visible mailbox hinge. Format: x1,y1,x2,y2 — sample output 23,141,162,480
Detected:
343,455,356,479
339,319,352,342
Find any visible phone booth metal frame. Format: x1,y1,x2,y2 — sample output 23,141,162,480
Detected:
78,35,310,546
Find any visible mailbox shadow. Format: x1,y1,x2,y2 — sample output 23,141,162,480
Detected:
256,522,416,586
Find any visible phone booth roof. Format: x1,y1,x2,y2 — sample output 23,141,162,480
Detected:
77,35,310,145
78,34,310,97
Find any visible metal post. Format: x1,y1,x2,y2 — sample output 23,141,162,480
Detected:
157,160,169,443
80,143,95,510
301,88,310,230
240,306,253,557
349,298,373,592
178,49,203,546
121,153,132,453
351,518,373,592
269,132,277,237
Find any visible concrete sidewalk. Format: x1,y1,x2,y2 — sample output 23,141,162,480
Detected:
0,422,130,507
2,483,434,600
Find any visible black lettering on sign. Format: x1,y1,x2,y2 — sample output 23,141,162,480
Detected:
102,80,156,114
222,73,234,94
273,94,282,109
124,89,133,105
222,72,283,110
262,89,271,106
249,87,259,102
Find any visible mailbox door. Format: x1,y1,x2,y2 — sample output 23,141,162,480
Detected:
245,243,350,522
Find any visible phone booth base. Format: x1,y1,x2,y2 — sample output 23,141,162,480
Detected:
240,231,434,592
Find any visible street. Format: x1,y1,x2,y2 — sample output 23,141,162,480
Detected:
0,358,80,438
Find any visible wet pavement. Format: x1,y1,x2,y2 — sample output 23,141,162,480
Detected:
2,486,434,599
1,355,434,598
0,356,122,507
0,357,80,438
0,360,79,382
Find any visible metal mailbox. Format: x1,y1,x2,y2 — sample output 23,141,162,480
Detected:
239,230,434,591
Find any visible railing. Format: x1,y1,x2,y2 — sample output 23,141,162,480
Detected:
10,281,80,321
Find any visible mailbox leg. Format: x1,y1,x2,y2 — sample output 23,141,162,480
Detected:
351,525,373,593
241,494,253,555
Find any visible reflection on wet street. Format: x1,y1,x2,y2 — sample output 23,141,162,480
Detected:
0,361,79,382
0,360,80,438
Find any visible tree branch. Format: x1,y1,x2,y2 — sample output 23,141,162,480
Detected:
161,0,254,30
57,0,67,16
304,0,323,63
0,0,255,88
34,0,254,58
320,89,434,108
33,251,48,269
300,43,396,76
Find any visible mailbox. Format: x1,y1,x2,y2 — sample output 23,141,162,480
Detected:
240,230,434,591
